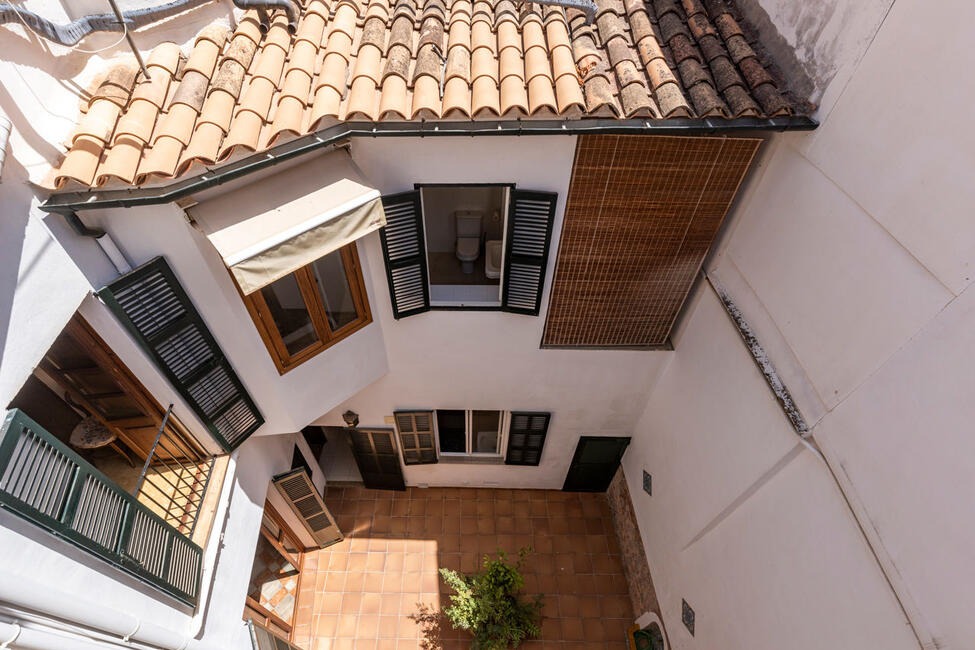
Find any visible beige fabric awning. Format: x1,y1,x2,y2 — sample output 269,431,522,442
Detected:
191,150,385,295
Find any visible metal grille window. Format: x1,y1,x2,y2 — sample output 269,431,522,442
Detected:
97,257,263,451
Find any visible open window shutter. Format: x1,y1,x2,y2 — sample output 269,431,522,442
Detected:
379,191,430,318
505,412,551,466
393,411,437,465
272,468,343,548
97,257,263,451
501,190,557,315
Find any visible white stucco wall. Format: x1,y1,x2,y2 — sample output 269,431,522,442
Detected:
313,136,669,489
630,0,975,647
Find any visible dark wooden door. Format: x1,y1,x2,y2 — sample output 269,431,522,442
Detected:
347,428,406,491
562,436,631,492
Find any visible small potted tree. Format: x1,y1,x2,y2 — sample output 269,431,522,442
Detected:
439,548,543,649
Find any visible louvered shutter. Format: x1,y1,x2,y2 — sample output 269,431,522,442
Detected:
505,412,551,466
272,468,343,548
501,190,557,315
379,191,430,318
97,257,263,451
393,411,437,465
348,428,406,490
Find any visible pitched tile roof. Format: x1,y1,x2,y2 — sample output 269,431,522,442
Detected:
49,0,802,189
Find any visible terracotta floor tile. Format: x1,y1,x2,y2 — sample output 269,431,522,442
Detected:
297,487,638,650
561,618,585,641
312,638,333,650
344,572,365,593
322,592,343,612
341,593,362,614
315,615,338,637
403,554,423,572
559,594,579,617
361,593,382,614
384,553,404,572
363,573,385,592
579,595,600,617
396,615,418,638
332,638,355,650
324,573,346,593
336,614,358,637
366,552,385,571
358,614,380,637
378,615,399,638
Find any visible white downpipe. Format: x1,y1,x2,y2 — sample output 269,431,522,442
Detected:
0,571,191,650
0,110,10,182
95,233,132,275
0,620,104,650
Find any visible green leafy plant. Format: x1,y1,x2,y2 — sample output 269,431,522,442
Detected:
439,548,543,649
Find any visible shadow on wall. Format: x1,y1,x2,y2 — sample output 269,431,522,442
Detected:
0,154,35,374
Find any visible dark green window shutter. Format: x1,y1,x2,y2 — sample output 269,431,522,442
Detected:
501,190,557,315
393,411,437,465
379,191,430,319
505,412,550,466
97,257,263,451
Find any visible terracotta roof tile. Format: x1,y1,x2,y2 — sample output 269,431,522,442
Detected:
49,0,805,188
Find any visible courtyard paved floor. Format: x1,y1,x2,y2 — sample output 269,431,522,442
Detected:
292,486,635,650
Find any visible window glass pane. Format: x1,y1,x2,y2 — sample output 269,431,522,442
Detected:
260,274,318,355
261,514,282,539
472,410,501,453
310,250,359,331
437,410,467,453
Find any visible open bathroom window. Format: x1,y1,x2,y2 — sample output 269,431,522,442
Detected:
379,186,557,316
421,185,509,308
435,409,506,458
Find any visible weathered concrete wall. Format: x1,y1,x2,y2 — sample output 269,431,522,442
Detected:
735,0,894,113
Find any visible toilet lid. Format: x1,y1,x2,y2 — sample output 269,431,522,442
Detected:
456,238,479,257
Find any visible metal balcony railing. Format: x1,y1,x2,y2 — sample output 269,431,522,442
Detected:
134,405,215,538
0,409,203,606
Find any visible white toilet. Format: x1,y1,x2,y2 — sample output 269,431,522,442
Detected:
454,211,482,274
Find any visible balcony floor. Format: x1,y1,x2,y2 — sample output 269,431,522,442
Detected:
294,486,635,650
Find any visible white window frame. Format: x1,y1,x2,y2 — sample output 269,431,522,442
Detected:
433,409,509,459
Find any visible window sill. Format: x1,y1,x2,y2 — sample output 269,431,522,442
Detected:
437,455,504,465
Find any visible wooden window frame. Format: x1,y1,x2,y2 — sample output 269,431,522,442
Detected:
240,243,373,374
244,501,306,638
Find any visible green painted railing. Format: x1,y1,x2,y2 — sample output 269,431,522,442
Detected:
0,409,203,606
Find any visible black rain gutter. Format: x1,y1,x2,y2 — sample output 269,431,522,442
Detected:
40,115,816,215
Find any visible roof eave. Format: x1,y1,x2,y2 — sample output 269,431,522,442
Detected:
40,116,817,214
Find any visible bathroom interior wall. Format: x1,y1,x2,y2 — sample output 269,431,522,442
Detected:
421,186,506,252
